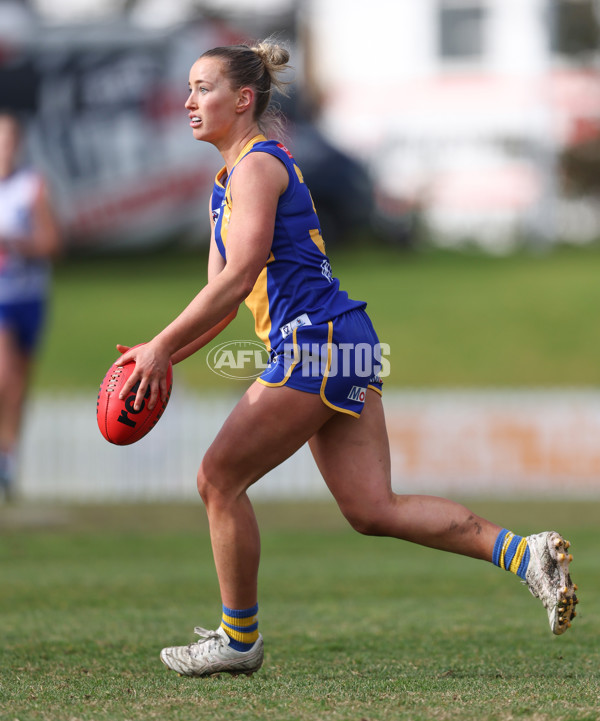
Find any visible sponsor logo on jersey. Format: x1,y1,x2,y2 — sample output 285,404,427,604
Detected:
276,143,294,160
280,313,312,340
321,259,333,283
347,386,367,403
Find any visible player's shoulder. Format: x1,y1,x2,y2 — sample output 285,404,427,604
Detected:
1,165,42,196
232,146,289,194
15,165,42,182
250,139,297,164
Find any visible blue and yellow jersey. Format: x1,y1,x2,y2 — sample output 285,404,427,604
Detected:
211,135,365,352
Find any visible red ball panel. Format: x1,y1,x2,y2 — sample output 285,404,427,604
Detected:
96,360,173,445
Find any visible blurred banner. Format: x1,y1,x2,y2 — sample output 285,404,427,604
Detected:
0,9,374,251
18,390,600,502
0,18,241,249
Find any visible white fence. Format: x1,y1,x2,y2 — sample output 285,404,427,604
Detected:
17,389,600,502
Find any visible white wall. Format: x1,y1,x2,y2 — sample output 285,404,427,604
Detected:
490,0,549,76
15,389,600,503
304,0,600,247
308,0,553,151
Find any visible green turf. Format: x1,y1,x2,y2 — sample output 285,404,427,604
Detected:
33,241,600,392
0,500,598,721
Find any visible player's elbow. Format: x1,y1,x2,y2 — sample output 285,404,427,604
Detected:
238,277,256,300
228,269,258,303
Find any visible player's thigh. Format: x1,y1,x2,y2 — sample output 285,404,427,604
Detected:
0,322,24,382
309,389,393,522
0,302,37,371
199,381,336,495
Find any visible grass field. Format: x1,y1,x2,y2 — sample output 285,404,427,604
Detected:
6,243,599,719
0,500,598,721
33,241,600,392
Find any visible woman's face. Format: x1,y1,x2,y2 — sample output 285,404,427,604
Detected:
185,57,242,144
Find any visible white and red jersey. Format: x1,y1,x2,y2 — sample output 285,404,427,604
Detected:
0,167,51,303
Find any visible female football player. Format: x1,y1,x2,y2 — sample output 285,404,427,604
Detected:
116,41,577,677
0,111,61,500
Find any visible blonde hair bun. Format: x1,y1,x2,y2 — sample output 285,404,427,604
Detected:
252,41,290,69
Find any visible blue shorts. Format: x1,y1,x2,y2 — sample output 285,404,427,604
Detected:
0,299,46,353
258,308,385,417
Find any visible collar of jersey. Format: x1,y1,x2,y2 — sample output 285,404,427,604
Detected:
215,134,267,189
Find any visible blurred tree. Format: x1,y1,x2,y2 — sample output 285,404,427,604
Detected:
554,1,600,197
560,136,600,195
554,0,600,56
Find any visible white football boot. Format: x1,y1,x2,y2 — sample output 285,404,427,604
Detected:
160,626,263,677
524,531,578,635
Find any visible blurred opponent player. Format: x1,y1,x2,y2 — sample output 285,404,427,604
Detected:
0,111,61,500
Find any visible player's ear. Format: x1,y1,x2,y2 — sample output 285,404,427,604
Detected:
236,87,254,114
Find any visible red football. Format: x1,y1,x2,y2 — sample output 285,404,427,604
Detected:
96,359,173,445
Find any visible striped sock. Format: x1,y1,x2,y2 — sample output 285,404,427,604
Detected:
220,603,259,652
492,529,530,580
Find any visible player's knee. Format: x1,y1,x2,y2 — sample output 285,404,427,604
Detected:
340,504,387,536
196,463,209,501
196,458,221,504
196,451,237,506
196,450,221,502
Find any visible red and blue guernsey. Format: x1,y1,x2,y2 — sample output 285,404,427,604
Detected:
211,135,366,353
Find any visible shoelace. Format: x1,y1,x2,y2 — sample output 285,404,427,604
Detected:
188,627,225,655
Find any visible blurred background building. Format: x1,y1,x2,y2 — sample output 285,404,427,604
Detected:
1,0,599,253
311,0,600,250
1,0,600,502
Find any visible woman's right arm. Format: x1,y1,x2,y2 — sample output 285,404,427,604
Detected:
117,153,285,411
117,194,239,366
169,229,238,364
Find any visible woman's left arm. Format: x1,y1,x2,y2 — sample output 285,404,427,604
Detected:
32,179,62,259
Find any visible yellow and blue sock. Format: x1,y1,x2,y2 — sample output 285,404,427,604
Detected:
220,603,259,652
492,529,530,580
